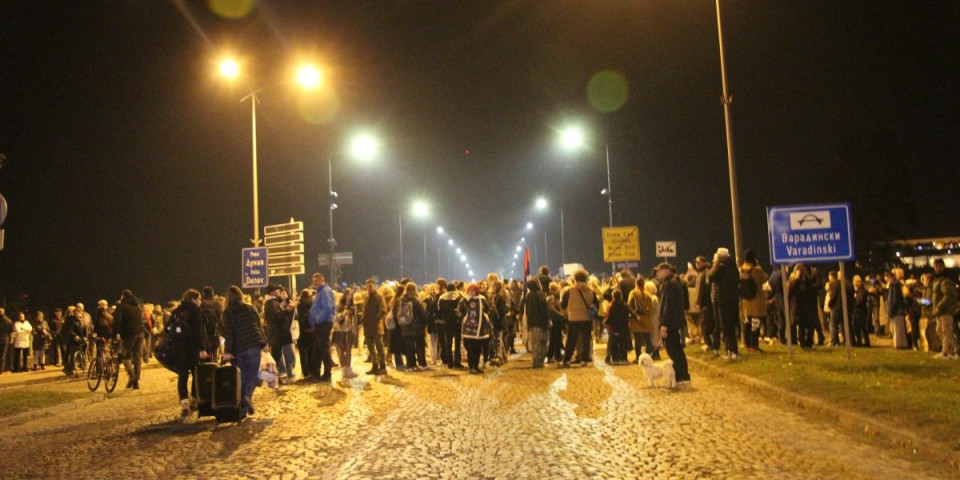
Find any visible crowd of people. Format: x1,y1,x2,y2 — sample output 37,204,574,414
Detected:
1,248,957,420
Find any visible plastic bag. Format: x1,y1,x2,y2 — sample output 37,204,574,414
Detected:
258,350,279,389
290,310,300,342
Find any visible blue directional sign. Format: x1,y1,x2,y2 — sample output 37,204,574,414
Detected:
242,247,269,289
767,203,854,265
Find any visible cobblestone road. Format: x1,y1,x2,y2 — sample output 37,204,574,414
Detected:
0,349,951,479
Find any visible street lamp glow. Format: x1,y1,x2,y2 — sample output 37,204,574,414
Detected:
516,246,522,252
514,254,518,259
456,248,462,255
535,197,548,210
296,64,322,89
526,222,533,230
412,200,429,218
349,133,378,161
448,239,454,246
436,226,444,234
468,270,474,277
559,126,585,150
520,237,525,243
460,255,467,262
219,58,240,79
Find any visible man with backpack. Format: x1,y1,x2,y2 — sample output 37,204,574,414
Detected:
739,249,769,353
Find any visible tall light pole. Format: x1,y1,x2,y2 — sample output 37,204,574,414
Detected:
399,200,430,282
559,127,615,274
326,133,379,286
219,59,320,249
716,0,743,263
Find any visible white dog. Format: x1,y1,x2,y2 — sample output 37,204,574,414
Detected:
638,353,677,389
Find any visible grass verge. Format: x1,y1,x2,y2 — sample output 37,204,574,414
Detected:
0,390,89,418
690,343,960,451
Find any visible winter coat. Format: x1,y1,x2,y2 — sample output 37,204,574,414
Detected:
33,320,52,350
658,276,687,332
112,296,145,339
361,290,386,336
523,281,550,330
740,263,769,318
886,280,906,318
13,320,33,349
394,294,427,337
605,299,631,334
263,297,293,346
222,302,266,355
561,283,597,323
168,302,207,373
61,316,85,346
627,287,654,333
931,273,959,317
707,256,740,306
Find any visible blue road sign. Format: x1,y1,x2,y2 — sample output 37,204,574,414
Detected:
767,203,854,265
242,247,269,289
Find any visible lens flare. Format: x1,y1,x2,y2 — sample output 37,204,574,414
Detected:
207,0,256,19
587,70,629,113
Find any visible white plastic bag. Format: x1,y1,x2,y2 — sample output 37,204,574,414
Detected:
290,310,300,342
258,350,279,389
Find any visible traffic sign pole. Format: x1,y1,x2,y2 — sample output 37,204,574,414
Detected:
782,265,793,362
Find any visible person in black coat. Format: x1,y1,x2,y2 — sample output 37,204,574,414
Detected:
168,289,209,417
657,263,690,383
605,290,632,365
112,289,145,389
706,248,740,359
60,309,85,376
524,279,550,368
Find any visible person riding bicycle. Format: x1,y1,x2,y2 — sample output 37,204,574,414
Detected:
93,303,114,360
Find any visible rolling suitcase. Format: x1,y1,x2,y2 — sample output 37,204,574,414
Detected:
194,362,218,417
212,363,244,423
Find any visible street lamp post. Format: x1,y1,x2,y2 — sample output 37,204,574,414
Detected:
326,133,379,286
716,0,744,263
219,59,320,250
559,129,616,275
398,213,404,279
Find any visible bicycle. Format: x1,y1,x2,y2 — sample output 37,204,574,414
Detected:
69,338,88,379
86,338,121,393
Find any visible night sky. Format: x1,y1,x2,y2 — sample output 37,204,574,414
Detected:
1,1,958,309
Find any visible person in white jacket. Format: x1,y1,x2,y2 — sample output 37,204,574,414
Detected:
13,312,33,372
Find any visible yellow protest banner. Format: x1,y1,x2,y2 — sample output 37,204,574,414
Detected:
602,226,641,263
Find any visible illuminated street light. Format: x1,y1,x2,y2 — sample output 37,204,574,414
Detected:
516,246,521,252
218,58,323,249
559,126,585,151
557,124,613,275
349,133,378,162
296,64,322,89
535,197,548,210
456,248,462,255
219,58,240,79
436,226,444,234
412,200,429,218
460,255,467,262
448,239,454,246
526,222,533,230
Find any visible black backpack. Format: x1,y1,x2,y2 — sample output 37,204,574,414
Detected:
738,274,758,300
165,309,193,341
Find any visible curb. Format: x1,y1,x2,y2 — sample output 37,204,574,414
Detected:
0,362,163,389
6,392,107,426
688,356,960,471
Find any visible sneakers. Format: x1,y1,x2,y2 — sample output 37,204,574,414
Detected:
180,399,191,419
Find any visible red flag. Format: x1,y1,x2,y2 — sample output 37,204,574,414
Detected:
523,247,531,281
